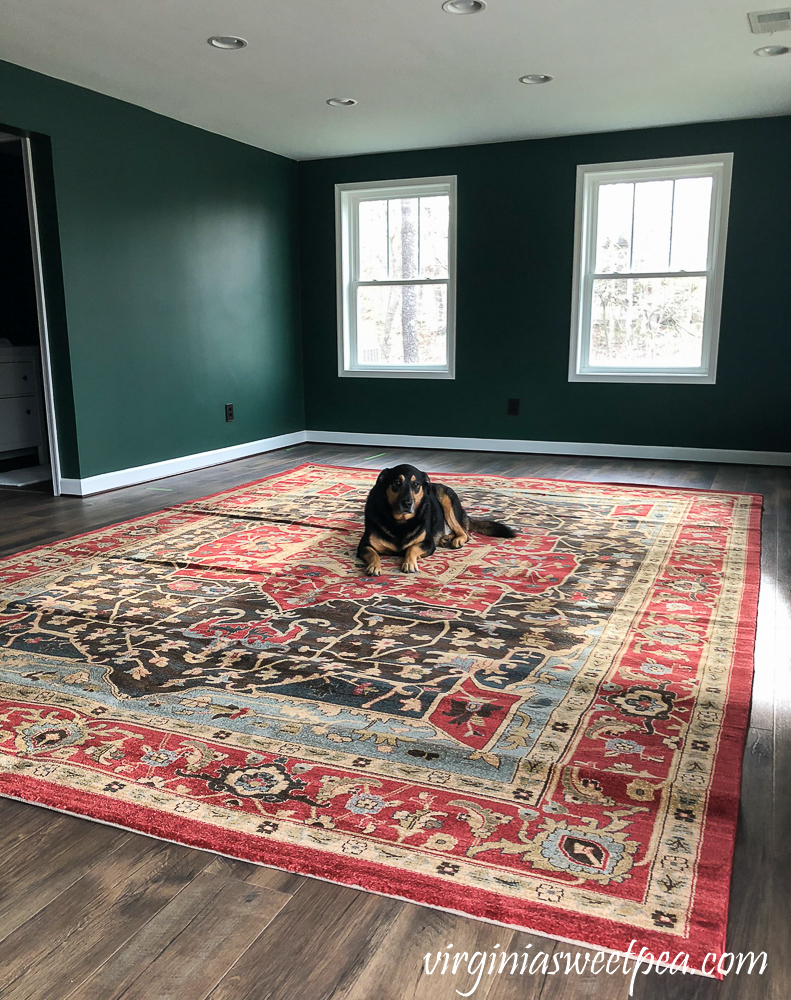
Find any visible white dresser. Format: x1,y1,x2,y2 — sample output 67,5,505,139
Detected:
0,343,45,461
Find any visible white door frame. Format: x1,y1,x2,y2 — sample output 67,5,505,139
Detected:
21,136,63,496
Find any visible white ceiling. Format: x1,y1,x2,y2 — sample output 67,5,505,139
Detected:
1,0,790,160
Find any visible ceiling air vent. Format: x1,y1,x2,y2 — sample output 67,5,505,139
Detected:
748,8,791,33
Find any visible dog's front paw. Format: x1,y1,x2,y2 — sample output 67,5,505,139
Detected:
400,560,419,574
365,563,381,577
450,535,468,549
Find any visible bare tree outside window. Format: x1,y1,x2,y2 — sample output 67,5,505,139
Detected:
400,199,419,364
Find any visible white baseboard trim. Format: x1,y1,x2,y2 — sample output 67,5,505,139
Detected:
59,430,308,496
305,429,791,467
57,427,791,497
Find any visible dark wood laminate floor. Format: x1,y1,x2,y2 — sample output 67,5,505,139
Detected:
0,444,788,1000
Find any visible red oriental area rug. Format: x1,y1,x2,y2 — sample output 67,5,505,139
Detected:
0,464,761,974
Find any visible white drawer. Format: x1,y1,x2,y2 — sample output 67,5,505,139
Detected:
0,362,37,398
0,395,40,451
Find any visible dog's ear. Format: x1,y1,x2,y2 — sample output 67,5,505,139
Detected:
376,468,391,485
422,472,431,485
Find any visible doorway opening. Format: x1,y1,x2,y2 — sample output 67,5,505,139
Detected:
0,129,61,494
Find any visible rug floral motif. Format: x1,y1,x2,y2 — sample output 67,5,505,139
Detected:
0,464,761,972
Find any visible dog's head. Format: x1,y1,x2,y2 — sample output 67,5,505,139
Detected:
375,464,430,522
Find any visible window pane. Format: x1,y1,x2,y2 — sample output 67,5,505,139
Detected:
670,176,712,272
588,275,707,368
356,283,447,366
358,195,449,281
358,199,389,280
631,180,674,272
418,196,449,279
595,182,633,273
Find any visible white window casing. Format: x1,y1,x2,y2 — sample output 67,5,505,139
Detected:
335,176,457,379
569,153,733,384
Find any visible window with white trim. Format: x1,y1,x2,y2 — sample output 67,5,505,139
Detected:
569,154,732,384
336,176,456,378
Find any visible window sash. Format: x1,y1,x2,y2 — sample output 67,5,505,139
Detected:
350,279,451,370
578,271,713,374
354,278,448,287
570,154,732,383
589,270,708,281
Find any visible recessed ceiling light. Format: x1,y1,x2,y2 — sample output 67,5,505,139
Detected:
326,98,358,107
519,74,553,85
208,36,247,50
442,1,486,14
754,44,790,56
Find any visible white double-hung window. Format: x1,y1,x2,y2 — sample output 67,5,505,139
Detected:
336,176,456,378
569,154,733,383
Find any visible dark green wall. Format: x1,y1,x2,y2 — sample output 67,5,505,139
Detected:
2,53,788,475
0,59,303,479
299,116,791,453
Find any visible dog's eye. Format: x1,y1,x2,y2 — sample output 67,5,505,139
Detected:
411,481,420,492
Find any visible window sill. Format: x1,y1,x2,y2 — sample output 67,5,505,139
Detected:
339,368,455,380
569,371,716,385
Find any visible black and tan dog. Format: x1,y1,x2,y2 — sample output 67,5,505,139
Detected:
357,464,516,576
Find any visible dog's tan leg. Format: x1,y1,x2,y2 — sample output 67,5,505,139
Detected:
362,533,397,576
361,545,382,576
401,543,422,573
438,489,468,549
